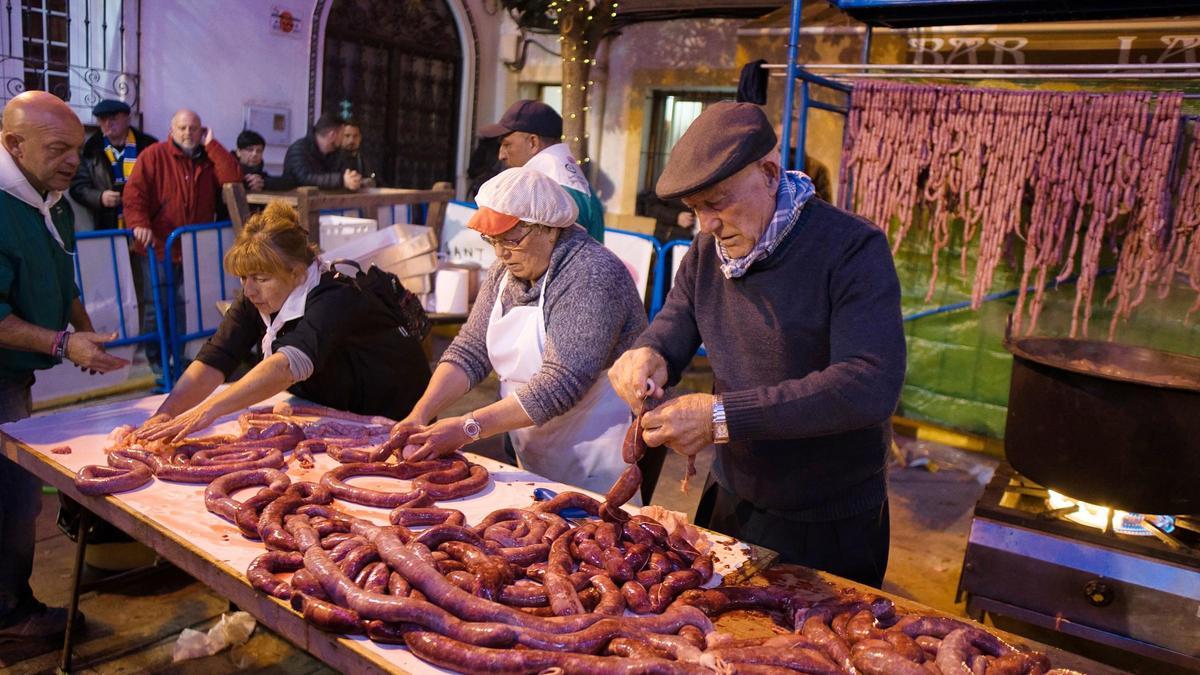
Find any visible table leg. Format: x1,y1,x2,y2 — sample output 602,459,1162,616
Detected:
58,508,90,674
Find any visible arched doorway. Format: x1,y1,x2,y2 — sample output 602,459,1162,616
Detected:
321,0,463,188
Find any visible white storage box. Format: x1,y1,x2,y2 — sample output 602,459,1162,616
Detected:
318,215,378,251
322,224,438,280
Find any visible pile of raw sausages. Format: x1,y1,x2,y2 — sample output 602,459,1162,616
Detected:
839,81,1193,340
74,405,1083,673
72,403,421,497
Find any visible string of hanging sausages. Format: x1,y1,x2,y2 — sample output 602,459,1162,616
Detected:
838,81,1192,339
1170,120,1200,317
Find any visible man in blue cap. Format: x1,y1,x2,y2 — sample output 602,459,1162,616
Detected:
480,100,605,242
69,99,157,230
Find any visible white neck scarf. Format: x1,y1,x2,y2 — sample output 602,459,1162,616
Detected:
0,142,71,254
259,261,323,357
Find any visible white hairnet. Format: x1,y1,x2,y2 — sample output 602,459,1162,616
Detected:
474,167,579,229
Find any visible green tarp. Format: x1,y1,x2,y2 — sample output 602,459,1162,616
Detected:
895,222,1200,439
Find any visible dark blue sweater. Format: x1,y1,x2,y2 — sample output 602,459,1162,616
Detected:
635,198,906,518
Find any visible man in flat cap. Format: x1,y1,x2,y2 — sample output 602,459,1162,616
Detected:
480,100,605,242
69,99,157,230
609,101,905,588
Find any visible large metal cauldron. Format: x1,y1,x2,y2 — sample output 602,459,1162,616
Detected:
1004,336,1200,515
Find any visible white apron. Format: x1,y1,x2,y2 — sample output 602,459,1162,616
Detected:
485,269,634,501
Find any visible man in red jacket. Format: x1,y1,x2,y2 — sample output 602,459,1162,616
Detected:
123,109,241,375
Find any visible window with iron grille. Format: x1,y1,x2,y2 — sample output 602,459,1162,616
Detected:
21,0,70,101
640,90,734,194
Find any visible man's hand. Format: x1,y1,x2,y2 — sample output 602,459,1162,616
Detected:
244,173,265,192
676,211,696,229
609,347,668,410
402,417,471,462
640,393,714,457
132,226,153,248
201,127,214,146
101,190,122,208
64,331,129,374
343,169,363,191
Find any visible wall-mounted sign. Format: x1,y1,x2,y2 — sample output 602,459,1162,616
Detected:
243,104,291,146
271,6,303,38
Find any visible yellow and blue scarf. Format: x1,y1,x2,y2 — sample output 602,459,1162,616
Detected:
103,129,137,225
103,129,138,184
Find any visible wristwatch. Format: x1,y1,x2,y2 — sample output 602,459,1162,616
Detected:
711,395,729,444
462,414,482,442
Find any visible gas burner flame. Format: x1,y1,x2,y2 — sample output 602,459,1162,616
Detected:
1046,490,1175,536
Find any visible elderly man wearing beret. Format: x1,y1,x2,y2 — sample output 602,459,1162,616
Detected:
609,102,906,587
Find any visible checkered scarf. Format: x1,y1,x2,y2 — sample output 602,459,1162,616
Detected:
716,170,815,279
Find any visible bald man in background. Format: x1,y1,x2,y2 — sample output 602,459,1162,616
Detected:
123,109,241,374
0,91,128,640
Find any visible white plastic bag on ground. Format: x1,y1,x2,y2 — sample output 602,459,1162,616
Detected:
172,611,257,662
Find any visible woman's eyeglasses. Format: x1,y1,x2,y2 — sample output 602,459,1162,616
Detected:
481,225,534,251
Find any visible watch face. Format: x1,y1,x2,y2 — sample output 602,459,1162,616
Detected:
464,419,481,438
714,422,729,443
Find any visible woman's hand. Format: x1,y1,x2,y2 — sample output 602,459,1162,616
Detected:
385,413,427,456
402,417,471,462
134,412,173,437
137,404,220,443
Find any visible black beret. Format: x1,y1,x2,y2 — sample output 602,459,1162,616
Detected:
656,101,777,200
92,99,131,117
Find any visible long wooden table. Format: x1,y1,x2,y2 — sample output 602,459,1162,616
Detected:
0,394,1115,674
0,394,763,674
222,183,455,246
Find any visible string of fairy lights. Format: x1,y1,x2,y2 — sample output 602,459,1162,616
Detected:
545,0,619,164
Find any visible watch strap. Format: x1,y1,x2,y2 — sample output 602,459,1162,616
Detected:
712,395,729,444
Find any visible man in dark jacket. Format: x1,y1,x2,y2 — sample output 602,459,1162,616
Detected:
636,189,696,244
68,99,157,230
337,120,375,187
235,129,294,192
609,103,906,588
283,113,361,190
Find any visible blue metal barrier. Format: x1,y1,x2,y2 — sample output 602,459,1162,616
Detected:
162,221,235,385
72,230,168,388
604,227,664,315
651,238,708,357
652,239,693,318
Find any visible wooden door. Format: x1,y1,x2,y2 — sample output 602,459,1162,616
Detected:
322,0,462,189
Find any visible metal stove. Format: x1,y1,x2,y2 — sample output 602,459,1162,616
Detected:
958,463,1200,671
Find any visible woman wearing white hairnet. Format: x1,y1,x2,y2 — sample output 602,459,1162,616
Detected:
394,167,647,497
